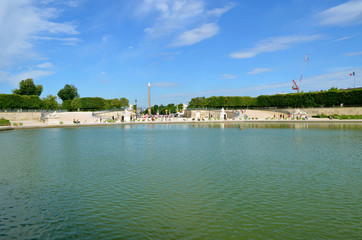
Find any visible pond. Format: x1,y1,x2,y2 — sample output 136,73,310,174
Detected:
1,123,361,239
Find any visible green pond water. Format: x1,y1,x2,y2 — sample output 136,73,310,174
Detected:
0,123,361,239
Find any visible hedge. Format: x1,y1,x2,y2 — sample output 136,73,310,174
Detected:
0,118,11,126
188,89,362,109
0,94,42,109
70,97,107,111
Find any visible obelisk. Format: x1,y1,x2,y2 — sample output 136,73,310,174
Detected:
148,82,151,115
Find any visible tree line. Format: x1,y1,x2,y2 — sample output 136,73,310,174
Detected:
188,88,362,109
144,103,184,115
0,78,129,110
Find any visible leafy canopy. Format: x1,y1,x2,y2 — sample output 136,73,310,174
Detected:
58,84,79,101
42,95,59,110
13,78,43,96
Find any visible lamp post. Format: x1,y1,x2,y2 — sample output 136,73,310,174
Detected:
135,99,137,119
208,99,211,119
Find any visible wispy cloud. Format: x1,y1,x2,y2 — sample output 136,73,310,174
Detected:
301,67,362,91
0,69,54,86
0,1,79,68
32,36,81,45
139,0,233,46
247,68,274,75
230,34,322,59
220,74,236,79
170,23,219,47
102,34,112,43
344,51,362,56
333,35,356,42
319,0,362,26
99,72,109,84
159,67,362,99
159,82,291,99
36,62,54,68
152,81,180,88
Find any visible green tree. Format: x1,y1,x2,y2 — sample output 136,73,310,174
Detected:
328,87,339,92
188,97,207,108
58,84,79,101
177,103,183,112
61,99,72,111
42,95,59,110
151,104,159,114
111,98,121,109
120,97,129,108
13,78,43,96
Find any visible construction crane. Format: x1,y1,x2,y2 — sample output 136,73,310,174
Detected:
292,80,299,93
292,53,308,93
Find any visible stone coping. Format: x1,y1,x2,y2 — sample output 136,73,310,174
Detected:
0,126,14,131
7,119,362,131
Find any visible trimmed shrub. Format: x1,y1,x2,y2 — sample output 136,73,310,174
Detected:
0,118,10,126
71,97,106,111
0,94,42,109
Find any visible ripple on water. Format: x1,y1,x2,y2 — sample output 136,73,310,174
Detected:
0,124,361,239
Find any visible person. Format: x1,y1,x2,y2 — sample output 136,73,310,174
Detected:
73,119,76,124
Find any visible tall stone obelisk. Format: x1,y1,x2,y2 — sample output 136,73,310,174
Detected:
148,82,151,115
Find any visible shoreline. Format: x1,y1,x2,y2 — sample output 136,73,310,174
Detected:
2,119,362,131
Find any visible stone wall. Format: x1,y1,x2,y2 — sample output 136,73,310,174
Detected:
274,107,362,116
184,110,238,119
0,112,43,121
185,107,362,119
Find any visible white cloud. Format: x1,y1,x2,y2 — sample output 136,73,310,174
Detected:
333,35,355,42
99,72,109,83
319,0,362,26
220,74,236,79
37,62,54,68
32,36,81,46
0,69,54,86
102,34,112,43
247,68,274,75
230,34,322,59
207,3,235,17
170,23,219,47
301,67,362,91
0,0,79,67
159,67,362,99
139,0,233,46
344,51,362,56
152,81,180,88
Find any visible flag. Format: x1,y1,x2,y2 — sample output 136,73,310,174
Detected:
353,72,355,76
304,53,309,62
350,73,353,76
350,72,355,76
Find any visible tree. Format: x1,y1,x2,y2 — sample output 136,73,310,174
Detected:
188,97,207,108
58,84,79,101
13,78,43,96
120,97,129,108
111,98,121,109
42,95,59,110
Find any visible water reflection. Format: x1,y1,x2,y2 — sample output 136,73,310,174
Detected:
187,122,362,130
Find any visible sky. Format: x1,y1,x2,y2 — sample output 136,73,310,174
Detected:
0,0,362,107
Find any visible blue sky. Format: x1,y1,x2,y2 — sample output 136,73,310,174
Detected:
1,0,362,107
